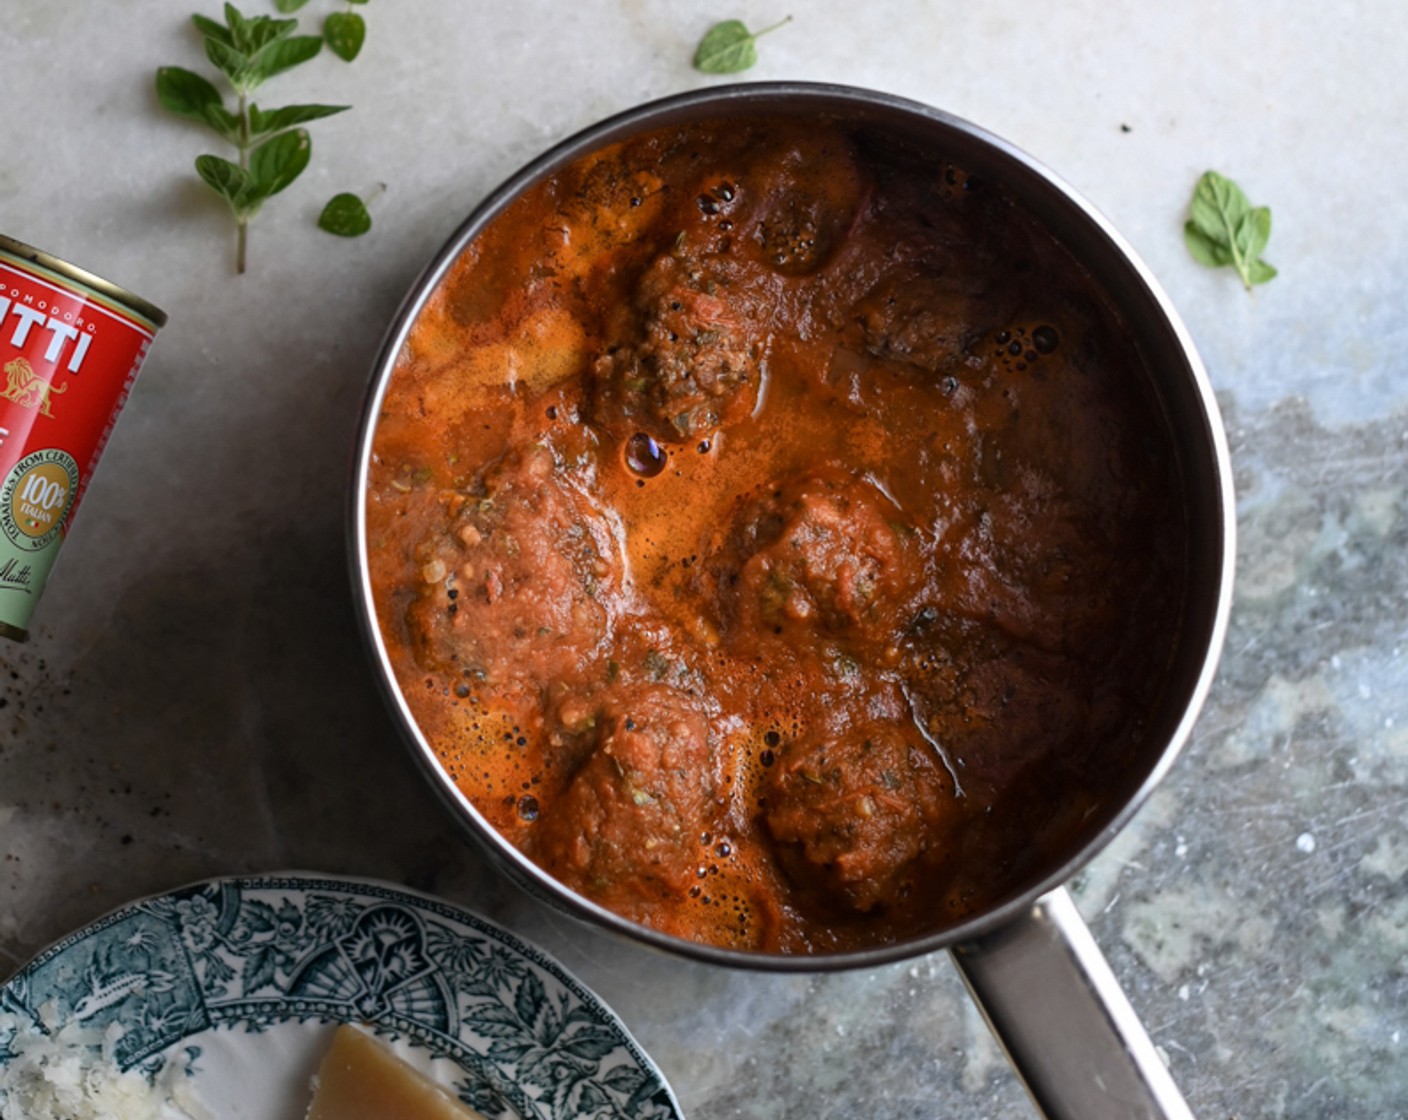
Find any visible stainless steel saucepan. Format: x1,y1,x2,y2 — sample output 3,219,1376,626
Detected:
350,83,1235,1120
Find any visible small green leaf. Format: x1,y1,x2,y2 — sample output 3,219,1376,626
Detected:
203,35,253,90
201,102,243,144
248,128,311,199
1183,223,1231,269
155,65,224,122
222,3,247,36
1189,170,1249,240
191,13,234,47
1236,205,1272,263
195,153,256,217
229,13,296,57
693,20,756,72
221,5,298,58
248,102,348,139
324,11,366,61
693,16,790,74
1184,170,1276,292
272,0,311,10
247,34,324,84
155,67,244,143
1246,258,1278,285
318,192,372,237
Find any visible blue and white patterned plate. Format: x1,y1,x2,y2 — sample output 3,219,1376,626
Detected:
0,873,684,1119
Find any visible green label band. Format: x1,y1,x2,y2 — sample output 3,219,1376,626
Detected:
0,447,79,631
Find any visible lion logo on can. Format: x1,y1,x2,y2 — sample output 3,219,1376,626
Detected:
2,357,68,417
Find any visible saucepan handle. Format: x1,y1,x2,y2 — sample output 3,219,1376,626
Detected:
949,886,1195,1120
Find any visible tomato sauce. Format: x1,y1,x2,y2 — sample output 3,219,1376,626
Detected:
365,116,1187,953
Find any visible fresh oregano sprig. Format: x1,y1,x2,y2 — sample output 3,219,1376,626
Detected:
156,3,348,273
1184,170,1277,293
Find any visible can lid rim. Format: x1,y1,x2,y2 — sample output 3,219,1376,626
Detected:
0,235,168,329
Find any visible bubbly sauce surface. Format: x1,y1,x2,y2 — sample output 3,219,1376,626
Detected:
366,116,1188,953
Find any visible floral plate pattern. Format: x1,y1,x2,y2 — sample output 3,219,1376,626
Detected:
0,874,683,1120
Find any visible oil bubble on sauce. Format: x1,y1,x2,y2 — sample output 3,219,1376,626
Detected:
625,432,668,477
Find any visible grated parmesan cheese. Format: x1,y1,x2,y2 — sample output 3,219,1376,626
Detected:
0,1008,212,1120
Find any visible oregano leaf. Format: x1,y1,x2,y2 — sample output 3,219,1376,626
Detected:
1237,206,1272,263
194,154,255,217
1246,258,1278,284
201,103,242,144
248,128,311,199
1182,223,1231,269
324,12,366,62
318,192,372,237
230,13,297,57
248,102,349,140
248,34,324,84
273,0,311,10
203,35,253,91
222,4,297,57
1184,170,1276,292
1189,172,1249,244
222,3,247,40
155,66,224,121
192,13,234,47
693,21,755,72
693,16,790,74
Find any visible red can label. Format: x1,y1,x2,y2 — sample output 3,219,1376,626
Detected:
0,248,160,638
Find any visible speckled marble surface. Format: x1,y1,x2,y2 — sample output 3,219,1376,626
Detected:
2,2,1405,1118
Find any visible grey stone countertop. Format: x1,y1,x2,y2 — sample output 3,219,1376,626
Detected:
2,3,1405,1118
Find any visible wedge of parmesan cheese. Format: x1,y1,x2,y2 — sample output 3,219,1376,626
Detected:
305,1024,488,1120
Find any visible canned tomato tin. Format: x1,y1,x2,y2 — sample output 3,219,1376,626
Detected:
0,235,166,642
